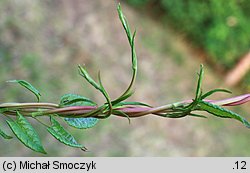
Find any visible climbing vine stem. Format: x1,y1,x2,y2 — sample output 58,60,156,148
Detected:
0,3,250,154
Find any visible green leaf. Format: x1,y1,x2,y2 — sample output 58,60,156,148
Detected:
117,3,132,44
47,116,83,148
64,117,98,129
0,126,13,139
0,108,9,114
201,89,232,100
59,93,96,107
78,66,112,117
112,4,137,105
78,65,101,91
6,112,46,154
195,64,204,101
131,30,138,71
97,72,113,117
198,101,250,128
183,64,204,111
7,80,41,102
112,91,134,105
60,94,99,129
114,101,151,108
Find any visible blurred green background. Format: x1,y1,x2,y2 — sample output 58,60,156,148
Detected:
0,0,250,156
127,0,250,88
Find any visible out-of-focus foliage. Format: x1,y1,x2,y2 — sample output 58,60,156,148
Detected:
127,0,250,69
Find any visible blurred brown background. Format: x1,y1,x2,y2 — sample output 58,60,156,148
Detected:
0,0,250,156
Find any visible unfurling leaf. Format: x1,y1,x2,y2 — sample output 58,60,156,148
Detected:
112,4,137,105
47,116,83,148
195,64,204,101
6,112,46,154
7,80,41,102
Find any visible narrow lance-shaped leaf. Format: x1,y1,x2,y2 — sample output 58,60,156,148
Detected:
183,64,204,111
131,30,137,71
201,88,232,100
195,64,204,101
113,101,151,108
112,90,134,106
0,125,13,139
112,4,138,105
198,101,250,128
6,112,46,154
78,65,101,91
47,116,83,148
78,66,112,116
7,80,41,102
117,3,132,44
60,94,99,129
97,72,113,117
